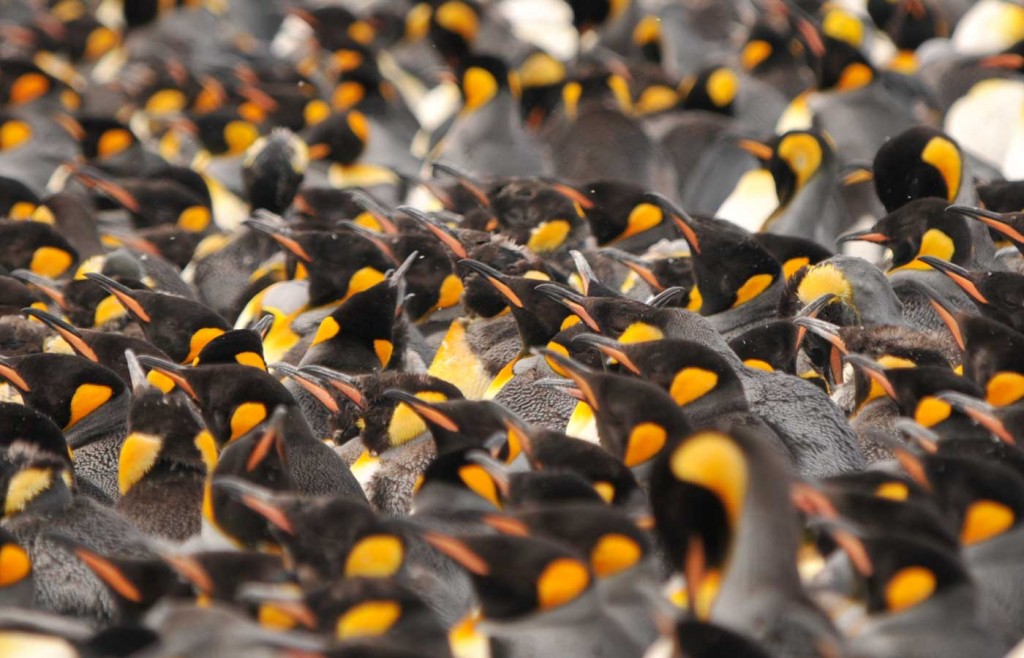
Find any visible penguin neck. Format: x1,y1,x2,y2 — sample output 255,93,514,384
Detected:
661,309,746,370
65,389,130,449
707,278,784,337
714,445,804,617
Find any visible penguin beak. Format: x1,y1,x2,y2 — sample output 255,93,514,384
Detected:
21,307,98,362
84,273,151,322
431,162,492,209
243,218,313,263
790,483,874,577
348,190,400,234
459,259,524,309
936,391,1016,445
947,205,1024,245
836,229,888,245
135,355,197,400
601,248,663,291
910,280,966,351
421,532,491,575
11,270,67,309
0,356,29,392
271,362,339,414
532,347,599,410
571,333,642,374
534,283,600,332
214,476,295,535
399,206,468,258
795,316,847,385
642,192,701,255
916,256,988,303
737,138,773,161
381,389,460,432
543,179,594,209
343,221,401,265
300,366,366,410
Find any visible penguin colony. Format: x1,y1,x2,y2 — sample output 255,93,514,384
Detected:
6,0,1024,656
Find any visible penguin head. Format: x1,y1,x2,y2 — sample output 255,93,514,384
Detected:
429,0,482,64
206,415,299,550
867,0,948,54
85,273,231,363
382,393,507,456
924,452,1024,548
193,323,269,371
816,34,875,92
741,22,803,74
649,428,754,619
459,260,571,348
575,335,747,415
498,504,653,580
191,111,262,158
305,576,446,644
787,256,903,326
768,130,835,206
569,180,663,246
0,177,41,220
76,116,142,163
950,205,1024,255
487,179,588,254
138,358,295,446
347,372,464,456
457,55,517,114
302,265,406,373
304,110,368,164
872,127,962,212
416,448,507,509
517,50,569,129
961,314,1024,407
855,535,969,616
921,257,1024,331
539,348,692,469
646,194,781,316
0,353,125,433
566,0,630,33
423,532,595,620
242,128,308,214
0,60,76,109
632,15,664,65
0,220,78,280
681,66,740,116
728,319,803,375
841,198,977,271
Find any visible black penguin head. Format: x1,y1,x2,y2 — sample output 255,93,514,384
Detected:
457,55,516,113
0,353,125,433
873,127,962,212
645,194,781,316
0,440,72,518
855,535,969,615
566,0,630,33
422,532,594,620
539,348,692,469
242,128,308,214
768,130,834,205
0,402,71,472
304,110,368,164
681,66,740,115
960,314,1024,407
816,34,875,91
0,220,78,280
137,358,296,446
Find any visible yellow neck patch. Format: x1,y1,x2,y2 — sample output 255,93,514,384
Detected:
961,499,1015,546
0,543,30,587
185,327,226,364
885,566,935,612
5,467,52,516
118,432,162,494
462,67,498,112
336,600,402,639
623,422,666,467
0,120,31,150
387,390,448,446
670,367,718,406
67,383,113,429
891,229,955,272
526,219,571,253
778,133,823,189
30,246,73,279
345,534,404,577
619,203,663,242
875,481,909,501
590,533,641,577
229,401,267,441
913,396,951,428
706,69,738,108
459,464,501,507
837,62,874,90
732,273,775,307
435,1,478,41
741,40,771,71
618,322,664,344
536,558,590,610
986,371,1024,407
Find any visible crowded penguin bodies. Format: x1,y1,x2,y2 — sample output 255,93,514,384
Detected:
4,0,1024,656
